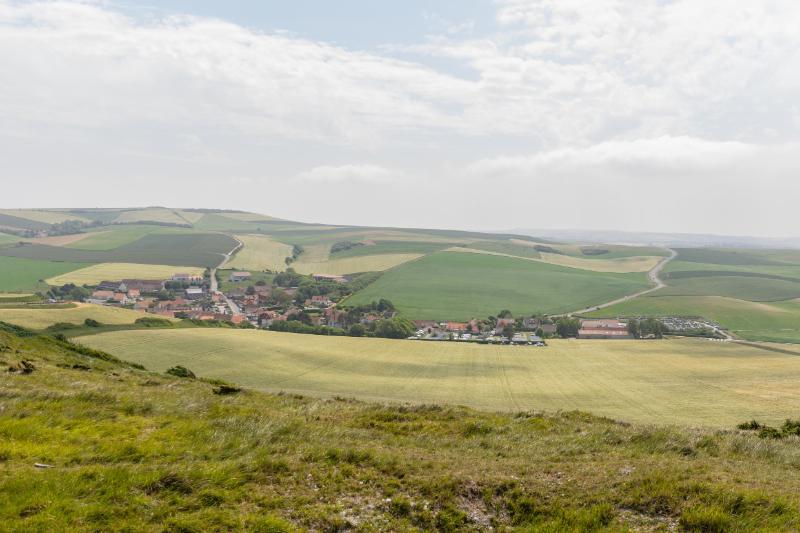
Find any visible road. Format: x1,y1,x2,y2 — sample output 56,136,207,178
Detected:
563,248,677,317
210,236,243,315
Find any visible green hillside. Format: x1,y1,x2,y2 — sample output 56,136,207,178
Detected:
3,326,800,531
344,251,650,320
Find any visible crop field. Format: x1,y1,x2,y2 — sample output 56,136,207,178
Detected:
329,240,451,258
112,208,190,225
0,257,88,292
448,247,661,274
78,329,800,427
657,275,800,301
64,225,180,250
0,233,237,268
0,232,17,246
345,251,650,320
587,295,800,343
228,234,293,271
293,253,423,276
0,303,152,329
0,209,88,224
45,263,203,286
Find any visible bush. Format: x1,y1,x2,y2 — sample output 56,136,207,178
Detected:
348,324,365,337
134,316,173,328
84,318,102,327
737,420,763,430
166,366,196,379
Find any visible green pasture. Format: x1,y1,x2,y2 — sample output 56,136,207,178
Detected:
0,257,87,292
345,251,650,320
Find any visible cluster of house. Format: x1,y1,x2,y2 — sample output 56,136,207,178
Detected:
410,317,555,345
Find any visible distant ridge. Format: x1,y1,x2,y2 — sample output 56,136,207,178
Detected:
506,228,800,250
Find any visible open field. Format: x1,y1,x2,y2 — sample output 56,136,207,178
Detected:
0,232,17,246
112,208,190,225
65,225,178,250
0,257,88,292
77,329,800,427
657,275,800,301
227,234,293,271
587,295,800,343
45,263,203,286
0,209,89,224
0,303,153,329
0,233,237,268
447,246,661,274
6,329,800,530
345,251,650,320
293,253,424,275
330,240,451,258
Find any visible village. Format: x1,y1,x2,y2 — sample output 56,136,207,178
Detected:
73,268,724,343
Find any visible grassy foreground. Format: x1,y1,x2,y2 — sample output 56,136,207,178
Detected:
3,327,800,531
79,329,800,427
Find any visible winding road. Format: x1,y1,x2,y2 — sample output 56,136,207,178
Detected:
564,248,677,316
210,236,244,315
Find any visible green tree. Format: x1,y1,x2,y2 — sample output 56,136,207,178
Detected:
348,324,366,337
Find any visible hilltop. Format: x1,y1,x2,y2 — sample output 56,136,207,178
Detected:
3,324,800,531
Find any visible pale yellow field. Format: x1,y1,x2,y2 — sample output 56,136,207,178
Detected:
292,253,423,275
0,303,160,329
175,210,206,223
0,293,33,298
446,247,660,273
217,211,276,222
0,209,89,224
228,234,294,271
26,232,97,247
79,329,800,427
113,208,187,225
537,252,661,273
46,263,203,286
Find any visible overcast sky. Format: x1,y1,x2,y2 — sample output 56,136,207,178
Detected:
1,1,799,237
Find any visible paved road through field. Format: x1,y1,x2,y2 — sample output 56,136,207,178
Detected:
564,248,677,316
210,236,243,314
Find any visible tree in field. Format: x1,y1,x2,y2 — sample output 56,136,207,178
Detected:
555,317,580,338
627,319,641,339
498,309,513,319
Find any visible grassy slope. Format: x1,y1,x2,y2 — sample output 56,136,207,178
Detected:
66,225,186,250
345,251,650,320
77,329,800,427
587,295,800,343
0,257,88,292
656,276,800,301
0,232,19,246
3,329,800,531
330,241,452,258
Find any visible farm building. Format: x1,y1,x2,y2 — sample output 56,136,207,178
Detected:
185,287,204,300
579,328,630,339
172,273,203,283
229,271,252,282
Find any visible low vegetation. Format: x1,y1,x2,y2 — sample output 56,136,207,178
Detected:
3,327,800,531
79,330,800,426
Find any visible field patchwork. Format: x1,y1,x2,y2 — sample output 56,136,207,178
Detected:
0,209,89,224
79,329,800,427
45,263,204,286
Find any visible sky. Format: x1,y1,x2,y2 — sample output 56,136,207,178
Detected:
1,1,799,237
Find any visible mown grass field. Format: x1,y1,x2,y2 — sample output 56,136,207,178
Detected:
0,256,88,292
0,303,153,329
77,328,800,427
345,251,651,320
46,263,204,286
587,295,800,343
6,329,800,530
228,234,293,271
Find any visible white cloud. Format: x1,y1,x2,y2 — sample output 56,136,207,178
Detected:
294,164,400,184
1,1,800,236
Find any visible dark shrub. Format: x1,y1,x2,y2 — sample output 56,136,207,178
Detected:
166,366,196,379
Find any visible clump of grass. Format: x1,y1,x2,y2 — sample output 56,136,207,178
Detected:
166,365,196,379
